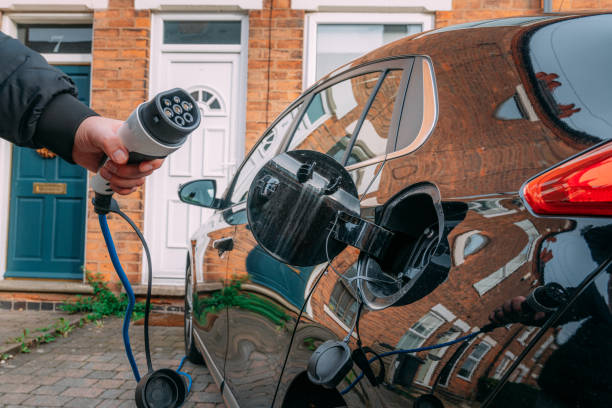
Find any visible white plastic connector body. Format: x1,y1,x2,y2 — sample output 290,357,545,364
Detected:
91,103,189,196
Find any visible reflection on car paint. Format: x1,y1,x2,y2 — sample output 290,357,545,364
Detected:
184,13,612,408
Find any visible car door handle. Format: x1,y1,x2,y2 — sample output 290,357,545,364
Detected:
212,237,234,256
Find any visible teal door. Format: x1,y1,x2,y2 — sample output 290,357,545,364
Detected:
5,65,90,279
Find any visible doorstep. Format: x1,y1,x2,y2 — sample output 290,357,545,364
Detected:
0,279,93,294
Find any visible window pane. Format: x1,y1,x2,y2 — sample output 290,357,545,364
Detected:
164,21,241,44
458,358,477,378
316,23,421,80
526,15,612,141
18,25,92,53
397,332,423,349
471,343,490,359
228,104,301,205
348,70,403,164
411,313,444,336
328,281,344,311
289,72,381,162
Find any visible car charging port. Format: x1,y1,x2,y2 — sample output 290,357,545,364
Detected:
356,183,448,310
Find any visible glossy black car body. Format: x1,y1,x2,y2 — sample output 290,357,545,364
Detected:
180,14,612,408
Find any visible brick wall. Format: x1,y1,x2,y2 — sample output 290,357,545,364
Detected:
86,0,151,284
553,0,612,10
436,0,543,28
246,0,304,152
436,0,612,28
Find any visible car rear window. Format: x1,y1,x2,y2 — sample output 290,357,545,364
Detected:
526,15,612,141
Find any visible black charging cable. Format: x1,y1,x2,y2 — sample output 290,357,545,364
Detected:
94,197,193,405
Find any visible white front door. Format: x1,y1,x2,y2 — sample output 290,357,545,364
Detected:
145,14,247,285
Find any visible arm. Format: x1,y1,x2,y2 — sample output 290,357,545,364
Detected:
0,32,162,194
0,32,95,163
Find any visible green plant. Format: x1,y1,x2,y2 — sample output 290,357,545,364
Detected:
54,317,73,337
60,272,146,321
13,329,31,353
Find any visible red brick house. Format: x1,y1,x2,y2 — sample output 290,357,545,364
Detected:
0,0,609,309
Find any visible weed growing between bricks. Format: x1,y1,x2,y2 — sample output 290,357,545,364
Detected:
60,272,146,321
8,317,84,355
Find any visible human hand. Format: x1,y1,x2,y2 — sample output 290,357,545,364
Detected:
488,296,547,327
73,116,164,195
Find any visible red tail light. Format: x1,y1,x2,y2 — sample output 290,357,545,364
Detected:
522,142,612,216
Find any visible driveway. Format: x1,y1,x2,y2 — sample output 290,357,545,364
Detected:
0,316,225,408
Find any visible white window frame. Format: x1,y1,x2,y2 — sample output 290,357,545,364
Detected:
517,326,536,345
1,13,93,64
456,341,492,381
0,12,93,280
292,0,451,12
0,0,107,11
134,0,262,10
303,12,434,88
493,351,516,380
398,310,445,349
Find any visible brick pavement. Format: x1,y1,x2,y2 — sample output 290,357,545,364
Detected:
0,316,225,408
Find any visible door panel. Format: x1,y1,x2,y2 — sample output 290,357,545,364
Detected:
192,211,234,383
146,53,240,284
5,65,89,279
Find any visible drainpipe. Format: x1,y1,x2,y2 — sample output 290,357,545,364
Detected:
543,0,552,13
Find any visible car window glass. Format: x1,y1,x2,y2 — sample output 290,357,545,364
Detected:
288,72,382,162
394,57,437,154
346,69,403,165
227,103,301,205
527,15,612,141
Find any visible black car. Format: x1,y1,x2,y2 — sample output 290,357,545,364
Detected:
178,13,612,408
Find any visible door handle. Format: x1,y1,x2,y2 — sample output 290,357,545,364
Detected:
212,237,234,256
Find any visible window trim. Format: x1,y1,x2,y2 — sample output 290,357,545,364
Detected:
456,341,492,381
283,56,414,167
2,13,93,64
398,310,445,349
303,12,434,88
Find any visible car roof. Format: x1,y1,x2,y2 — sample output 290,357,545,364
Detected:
308,13,601,92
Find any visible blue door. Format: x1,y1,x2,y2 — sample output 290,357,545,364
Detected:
5,65,90,279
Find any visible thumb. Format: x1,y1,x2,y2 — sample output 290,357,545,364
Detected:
97,125,128,165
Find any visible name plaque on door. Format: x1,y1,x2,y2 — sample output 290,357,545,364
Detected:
33,182,67,195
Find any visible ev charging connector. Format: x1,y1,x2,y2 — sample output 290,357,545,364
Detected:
93,88,201,408
92,88,200,213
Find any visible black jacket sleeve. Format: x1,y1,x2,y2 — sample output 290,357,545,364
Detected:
0,32,97,163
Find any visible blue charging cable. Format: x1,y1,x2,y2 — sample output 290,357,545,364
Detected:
98,210,193,397
177,356,193,393
340,330,482,395
99,214,141,381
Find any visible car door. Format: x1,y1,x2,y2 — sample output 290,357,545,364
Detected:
220,58,414,407
190,209,234,387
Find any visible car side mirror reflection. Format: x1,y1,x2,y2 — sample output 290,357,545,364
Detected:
178,179,217,208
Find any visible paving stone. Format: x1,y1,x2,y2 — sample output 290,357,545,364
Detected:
54,377,99,388
61,386,105,398
88,369,121,379
0,317,225,407
0,382,39,393
0,392,30,404
65,397,104,407
97,399,125,408
96,379,125,389
31,384,68,395
99,388,125,399
21,395,74,406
